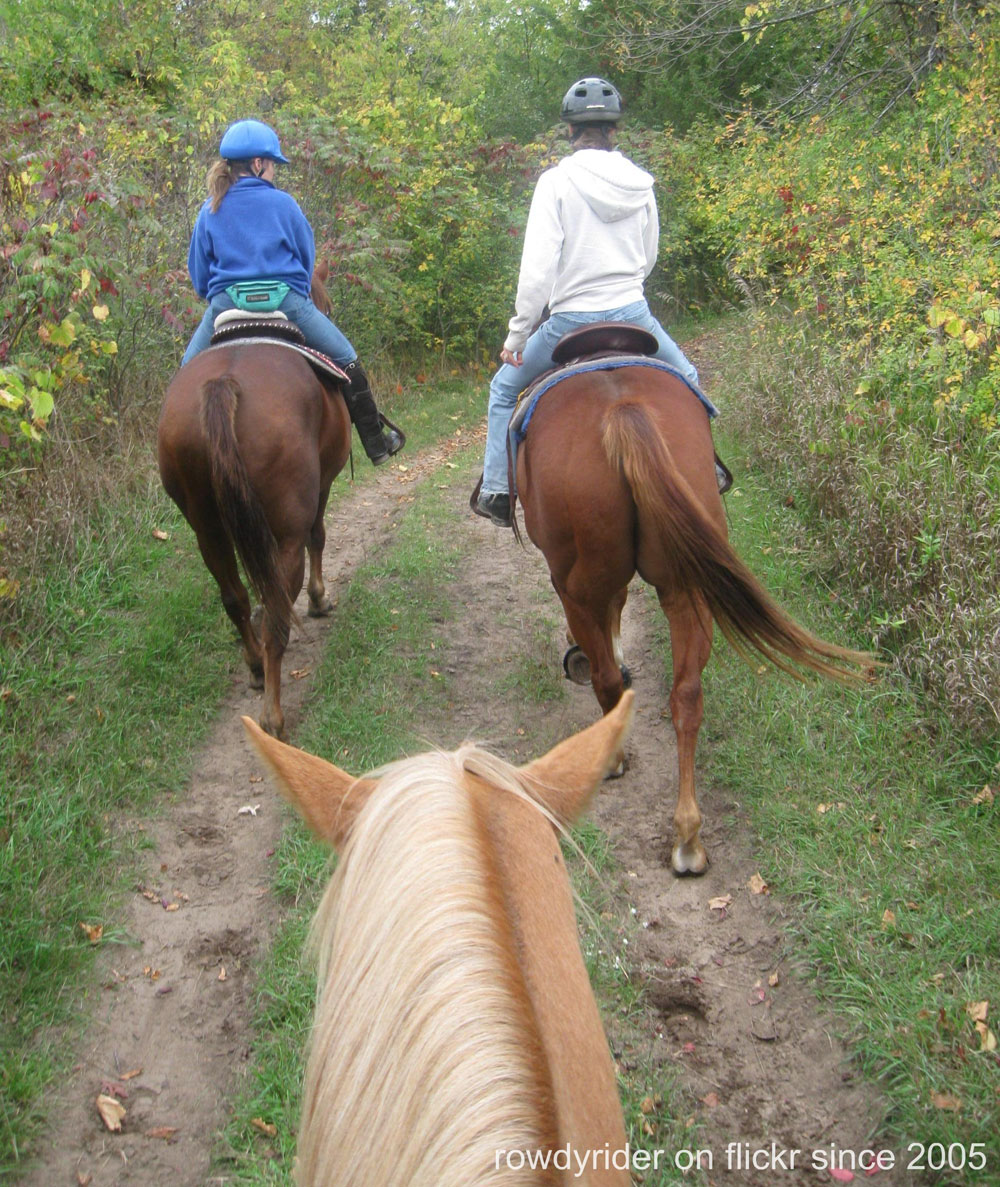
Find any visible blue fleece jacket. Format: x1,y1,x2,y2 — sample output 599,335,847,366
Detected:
187,177,315,300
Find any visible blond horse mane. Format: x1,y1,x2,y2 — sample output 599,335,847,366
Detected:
297,744,562,1187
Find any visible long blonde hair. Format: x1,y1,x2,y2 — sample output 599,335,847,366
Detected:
206,159,251,213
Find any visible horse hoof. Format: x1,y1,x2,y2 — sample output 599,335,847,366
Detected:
308,596,335,618
259,715,286,742
604,757,626,781
248,668,265,691
563,645,592,685
671,842,709,876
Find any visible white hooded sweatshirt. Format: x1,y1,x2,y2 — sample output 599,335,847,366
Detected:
503,148,659,354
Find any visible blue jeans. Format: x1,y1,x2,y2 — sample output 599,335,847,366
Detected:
481,300,706,495
181,289,357,367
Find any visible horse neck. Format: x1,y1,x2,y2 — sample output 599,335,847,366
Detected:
471,778,631,1185
299,754,558,1187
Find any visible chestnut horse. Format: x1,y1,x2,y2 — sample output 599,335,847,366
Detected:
243,691,636,1186
157,284,350,739
516,362,870,875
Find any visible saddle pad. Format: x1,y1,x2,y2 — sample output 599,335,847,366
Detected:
203,336,350,386
510,356,719,442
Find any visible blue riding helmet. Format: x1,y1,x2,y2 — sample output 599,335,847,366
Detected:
219,119,290,164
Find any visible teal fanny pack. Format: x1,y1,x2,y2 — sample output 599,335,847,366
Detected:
225,280,290,313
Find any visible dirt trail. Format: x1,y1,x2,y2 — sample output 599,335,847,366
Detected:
20,395,908,1185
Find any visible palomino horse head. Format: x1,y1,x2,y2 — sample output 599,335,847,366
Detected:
515,360,872,875
243,691,636,1186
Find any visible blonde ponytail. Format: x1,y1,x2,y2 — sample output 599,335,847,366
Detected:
206,160,249,213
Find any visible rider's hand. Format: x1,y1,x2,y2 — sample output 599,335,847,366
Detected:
501,348,523,367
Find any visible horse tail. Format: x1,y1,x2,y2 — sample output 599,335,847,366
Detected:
602,401,871,684
200,377,293,632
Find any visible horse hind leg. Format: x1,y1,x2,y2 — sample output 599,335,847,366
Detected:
258,539,307,740
563,586,632,691
194,521,265,689
558,589,629,776
305,499,334,618
659,591,713,875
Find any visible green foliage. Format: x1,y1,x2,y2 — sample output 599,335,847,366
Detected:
682,27,1000,736
697,454,1000,1180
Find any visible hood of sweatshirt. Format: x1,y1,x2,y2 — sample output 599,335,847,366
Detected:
559,149,654,223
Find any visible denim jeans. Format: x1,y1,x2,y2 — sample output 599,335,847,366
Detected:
481,300,705,495
181,289,357,367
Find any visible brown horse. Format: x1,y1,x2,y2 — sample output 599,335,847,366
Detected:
243,691,636,1186
157,308,351,740
515,362,870,875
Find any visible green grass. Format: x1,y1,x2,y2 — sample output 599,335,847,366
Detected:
0,370,489,1176
217,449,700,1185
692,426,1000,1182
0,490,236,1170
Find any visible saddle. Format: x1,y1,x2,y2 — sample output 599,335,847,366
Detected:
511,322,665,440
206,310,350,386
210,309,305,347
550,321,658,366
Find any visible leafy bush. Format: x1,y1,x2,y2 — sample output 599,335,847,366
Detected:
687,29,1000,735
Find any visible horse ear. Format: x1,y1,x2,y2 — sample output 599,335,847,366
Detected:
519,690,634,823
242,717,376,849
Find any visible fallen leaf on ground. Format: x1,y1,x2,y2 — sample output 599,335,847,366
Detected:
78,922,103,944
146,1126,179,1141
218,966,227,982
151,528,169,541
708,894,733,913
238,804,261,817
120,1068,142,1080
290,667,310,679
966,1000,989,1024
700,1091,720,1108
748,872,770,895
76,1172,92,1185
251,1117,278,1137
881,908,896,928
971,785,995,805
930,1091,962,1111
96,1094,126,1131
768,970,781,987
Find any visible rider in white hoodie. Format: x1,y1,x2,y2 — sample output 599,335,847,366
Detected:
475,78,721,527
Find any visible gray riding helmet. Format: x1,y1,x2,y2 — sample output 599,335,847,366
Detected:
560,77,623,124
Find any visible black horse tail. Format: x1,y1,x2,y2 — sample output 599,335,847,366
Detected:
602,400,872,685
200,377,293,637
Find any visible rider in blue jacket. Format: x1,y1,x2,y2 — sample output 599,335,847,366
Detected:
182,119,403,466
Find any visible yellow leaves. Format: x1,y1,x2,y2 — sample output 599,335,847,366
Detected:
930,1091,962,1112
250,1117,277,1138
92,304,109,322
748,871,770,895
966,1000,997,1052
96,1094,126,1131
78,922,103,944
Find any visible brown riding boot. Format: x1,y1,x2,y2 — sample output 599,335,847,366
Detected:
343,361,405,466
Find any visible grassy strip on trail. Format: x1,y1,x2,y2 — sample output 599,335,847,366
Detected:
0,369,483,1173
217,456,695,1186
696,427,999,1181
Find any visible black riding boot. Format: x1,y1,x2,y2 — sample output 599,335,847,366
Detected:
342,361,405,466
